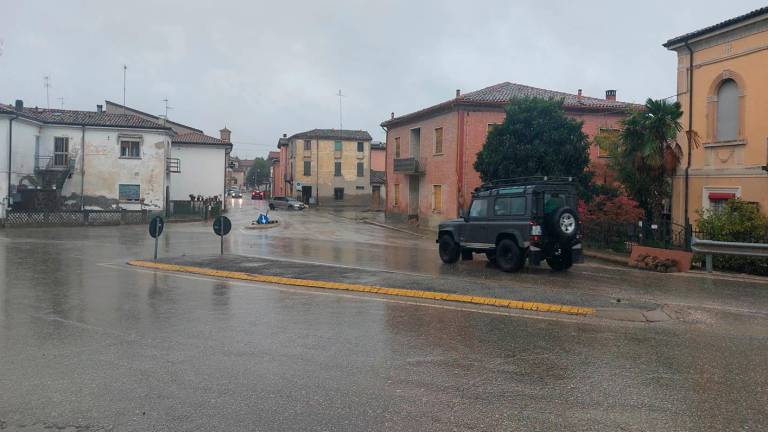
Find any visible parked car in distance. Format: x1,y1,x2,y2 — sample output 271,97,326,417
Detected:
251,190,265,200
269,196,305,210
437,177,583,272
226,187,243,198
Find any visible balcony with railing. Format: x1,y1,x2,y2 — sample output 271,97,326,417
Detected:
393,157,425,175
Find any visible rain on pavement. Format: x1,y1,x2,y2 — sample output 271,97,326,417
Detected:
1,198,767,431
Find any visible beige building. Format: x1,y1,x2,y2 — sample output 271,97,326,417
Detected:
278,129,373,206
664,7,768,227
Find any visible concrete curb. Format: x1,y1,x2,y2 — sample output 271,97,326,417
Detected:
583,249,629,266
128,260,595,316
361,220,427,238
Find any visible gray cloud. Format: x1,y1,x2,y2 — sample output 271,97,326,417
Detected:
1,0,763,158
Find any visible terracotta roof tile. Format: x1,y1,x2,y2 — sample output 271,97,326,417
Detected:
10,107,172,130
173,132,229,145
664,7,768,48
382,82,642,127
289,129,372,141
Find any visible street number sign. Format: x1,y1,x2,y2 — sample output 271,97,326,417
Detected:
213,216,232,236
149,216,164,238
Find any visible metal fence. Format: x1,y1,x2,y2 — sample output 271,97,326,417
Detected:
167,200,216,220
582,220,690,253
4,209,150,227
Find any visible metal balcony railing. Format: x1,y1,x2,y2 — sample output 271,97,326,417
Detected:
167,158,181,173
393,157,425,175
35,155,74,171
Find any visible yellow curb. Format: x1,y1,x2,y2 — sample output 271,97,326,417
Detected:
127,260,595,317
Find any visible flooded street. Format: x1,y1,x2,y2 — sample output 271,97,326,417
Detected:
1,199,767,431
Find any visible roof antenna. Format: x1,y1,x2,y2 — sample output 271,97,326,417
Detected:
44,76,51,109
337,89,344,140
122,64,127,114
57,97,64,109
162,97,173,118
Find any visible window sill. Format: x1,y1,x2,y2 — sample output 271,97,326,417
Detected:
433,153,444,156
119,156,142,160
703,139,746,148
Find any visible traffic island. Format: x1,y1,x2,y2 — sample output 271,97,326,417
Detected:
127,254,669,322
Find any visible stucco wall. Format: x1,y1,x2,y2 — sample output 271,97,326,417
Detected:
670,22,768,225
370,148,386,171
0,117,40,216
291,138,371,206
170,144,226,200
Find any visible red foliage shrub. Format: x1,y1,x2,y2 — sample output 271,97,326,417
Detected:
579,193,644,225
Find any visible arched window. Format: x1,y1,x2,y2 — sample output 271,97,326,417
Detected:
716,79,739,141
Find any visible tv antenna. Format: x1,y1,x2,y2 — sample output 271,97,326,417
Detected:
336,89,344,134
57,97,64,109
122,64,127,113
44,76,51,109
162,98,173,118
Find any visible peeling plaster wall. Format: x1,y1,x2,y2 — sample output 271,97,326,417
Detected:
170,144,226,200
39,126,170,210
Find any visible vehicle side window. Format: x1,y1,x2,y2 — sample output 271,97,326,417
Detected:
494,196,526,216
469,199,488,219
544,192,566,214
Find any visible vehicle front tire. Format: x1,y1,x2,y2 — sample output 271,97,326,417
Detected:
546,246,573,272
438,235,461,264
495,239,524,273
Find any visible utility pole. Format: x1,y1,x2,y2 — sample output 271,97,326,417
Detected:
44,76,51,109
122,65,127,114
162,98,173,118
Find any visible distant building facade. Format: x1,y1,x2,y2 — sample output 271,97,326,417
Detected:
370,141,386,209
381,82,639,227
276,129,373,206
664,7,768,226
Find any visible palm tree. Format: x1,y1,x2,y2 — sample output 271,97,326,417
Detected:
612,98,693,222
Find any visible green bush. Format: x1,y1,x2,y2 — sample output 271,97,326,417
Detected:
696,199,768,275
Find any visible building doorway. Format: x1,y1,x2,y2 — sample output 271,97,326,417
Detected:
408,178,419,219
372,185,381,208
301,185,312,204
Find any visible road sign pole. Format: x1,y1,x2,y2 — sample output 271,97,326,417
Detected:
154,235,159,261
219,215,224,255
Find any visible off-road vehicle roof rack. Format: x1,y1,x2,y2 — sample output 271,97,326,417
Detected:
477,176,574,192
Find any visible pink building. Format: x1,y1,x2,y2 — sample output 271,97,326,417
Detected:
381,82,640,227
270,134,289,197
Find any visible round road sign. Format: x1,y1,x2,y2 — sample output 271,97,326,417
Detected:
149,216,164,238
213,215,232,236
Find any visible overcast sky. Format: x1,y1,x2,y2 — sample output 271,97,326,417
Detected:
1,1,764,158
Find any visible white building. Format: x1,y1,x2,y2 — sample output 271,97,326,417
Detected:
1,100,173,218
105,101,232,202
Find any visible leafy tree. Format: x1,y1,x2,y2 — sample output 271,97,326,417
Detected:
245,157,271,189
474,97,591,191
611,98,688,222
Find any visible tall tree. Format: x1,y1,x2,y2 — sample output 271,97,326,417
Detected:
611,98,688,222
245,157,271,189
474,97,591,190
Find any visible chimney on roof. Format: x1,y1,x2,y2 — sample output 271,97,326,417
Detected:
390,112,394,120
283,133,287,138
605,89,617,101
456,89,461,98
220,127,231,143
577,89,582,99
96,104,103,113
14,99,23,112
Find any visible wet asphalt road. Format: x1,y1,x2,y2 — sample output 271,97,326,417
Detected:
1,199,767,431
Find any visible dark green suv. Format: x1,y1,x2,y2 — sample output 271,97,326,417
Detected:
436,177,583,272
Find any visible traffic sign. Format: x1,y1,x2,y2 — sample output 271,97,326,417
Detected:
149,216,164,238
213,215,232,236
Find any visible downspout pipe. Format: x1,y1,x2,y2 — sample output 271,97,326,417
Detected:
684,41,694,244
80,125,86,210
381,125,388,211
7,115,17,214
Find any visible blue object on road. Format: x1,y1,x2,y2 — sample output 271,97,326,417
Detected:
257,214,270,225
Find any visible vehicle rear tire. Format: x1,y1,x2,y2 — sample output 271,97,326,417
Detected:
546,245,573,271
269,203,275,210
438,235,460,264
495,239,524,273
